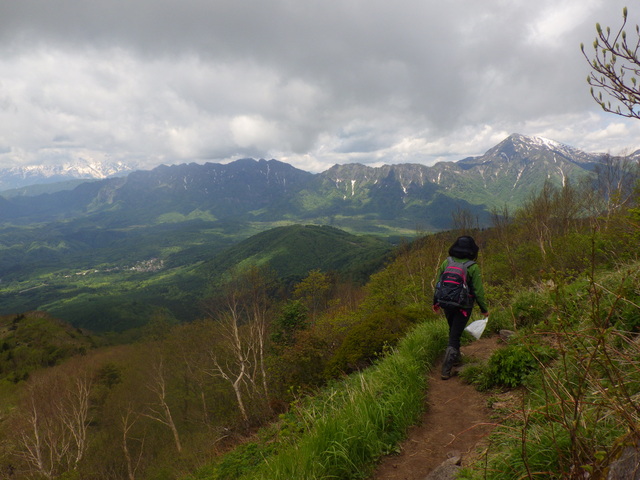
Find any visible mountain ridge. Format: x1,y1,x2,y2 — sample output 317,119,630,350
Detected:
0,134,632,231
0,157,135,191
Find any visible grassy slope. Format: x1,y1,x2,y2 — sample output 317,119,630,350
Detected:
0,311,96,382
185,256,640,480
187,320,448,480
456,260,640,479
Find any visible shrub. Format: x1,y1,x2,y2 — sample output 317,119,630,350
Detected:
469,340,555,391
324,307,417,377
509,291,552,329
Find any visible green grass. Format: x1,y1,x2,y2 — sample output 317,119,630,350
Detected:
187,319,448,480
458,260,640,479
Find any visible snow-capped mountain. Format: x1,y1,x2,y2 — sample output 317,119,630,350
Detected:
0,158,136,191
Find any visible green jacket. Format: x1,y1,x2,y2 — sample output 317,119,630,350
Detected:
435,256,488,313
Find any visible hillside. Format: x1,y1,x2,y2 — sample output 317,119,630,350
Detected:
292,163,490,232
200,224,393,286
0,224,392,332
428,133,603,208
0,311,96,383
0,167,637,479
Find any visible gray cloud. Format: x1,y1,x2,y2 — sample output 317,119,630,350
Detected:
0,0,638,172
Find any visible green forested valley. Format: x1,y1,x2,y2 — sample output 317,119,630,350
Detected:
0,222,393,332
0,159,638,479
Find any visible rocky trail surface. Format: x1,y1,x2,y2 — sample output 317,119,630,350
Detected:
369,335,502,480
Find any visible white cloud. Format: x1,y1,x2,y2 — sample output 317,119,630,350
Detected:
526,0,601,46
230,115,280,150
0,0,638,173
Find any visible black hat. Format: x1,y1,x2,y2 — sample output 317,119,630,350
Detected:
448,236,479,260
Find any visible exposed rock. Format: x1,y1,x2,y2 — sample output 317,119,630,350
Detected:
423,451,462,480
607,440,640,480
499,329,516,342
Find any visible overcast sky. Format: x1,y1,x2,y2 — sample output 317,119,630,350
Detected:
0,0,638,173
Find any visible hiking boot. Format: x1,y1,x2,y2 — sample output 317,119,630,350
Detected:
441,347,459,380
453,351,464,367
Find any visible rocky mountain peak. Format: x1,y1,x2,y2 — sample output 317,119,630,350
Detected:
476,133,601,167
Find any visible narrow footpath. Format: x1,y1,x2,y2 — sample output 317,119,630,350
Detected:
369,336,501,480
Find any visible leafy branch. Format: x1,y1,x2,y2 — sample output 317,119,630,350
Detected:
581,7,640,119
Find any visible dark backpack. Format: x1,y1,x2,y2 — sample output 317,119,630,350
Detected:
434,257,475,308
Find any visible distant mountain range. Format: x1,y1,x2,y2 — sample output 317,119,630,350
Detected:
0,133,631,232
0,157,135,191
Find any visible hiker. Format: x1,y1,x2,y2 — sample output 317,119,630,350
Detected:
433,235,489,380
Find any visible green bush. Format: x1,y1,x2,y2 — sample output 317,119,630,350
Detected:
469,341,555,391
510,291,552,329
598,266,640,330
547,232,592,277
487,344,539,388
324,307,417,377
478,304,513,334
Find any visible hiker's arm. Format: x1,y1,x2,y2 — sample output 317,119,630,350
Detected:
469,265,489,314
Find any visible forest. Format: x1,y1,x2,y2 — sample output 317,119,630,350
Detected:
0,151,638,479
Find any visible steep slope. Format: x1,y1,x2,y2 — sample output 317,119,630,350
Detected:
105,159,314,222
288,163,488,231
2,159,314,225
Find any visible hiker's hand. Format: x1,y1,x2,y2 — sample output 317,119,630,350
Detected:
432,304,440,313
482,311,489,317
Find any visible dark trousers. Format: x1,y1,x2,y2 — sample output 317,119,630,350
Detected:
443,307,471,350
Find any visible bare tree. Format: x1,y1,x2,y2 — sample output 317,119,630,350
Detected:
60,376,92,468
451,206,479,235
244,266,273,407
203,266,276,423
120,406,144,480
13,367,93,478
581,7,640,119
18,396,52,479
207,299,252,423
592,153,639,222
142,356,182,452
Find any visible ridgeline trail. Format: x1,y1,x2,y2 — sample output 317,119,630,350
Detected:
368,335,501,480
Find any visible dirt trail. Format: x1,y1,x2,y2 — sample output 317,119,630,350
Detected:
368,336,501,480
